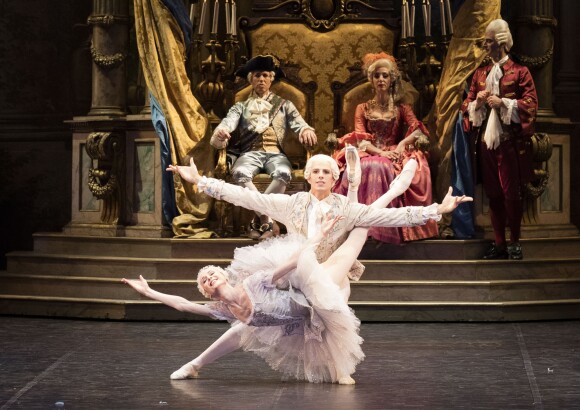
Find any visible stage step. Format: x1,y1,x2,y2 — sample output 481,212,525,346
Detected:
6,252,580,280
29,232,580,259
2,273,580,302
1,233,580,321
2,295,580,322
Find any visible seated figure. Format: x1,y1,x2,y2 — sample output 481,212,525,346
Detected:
211,55,318,240
332,52,438,243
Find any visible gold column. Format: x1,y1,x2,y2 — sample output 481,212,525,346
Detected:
553,0,580,120
512,0,556,116
87,0,130,116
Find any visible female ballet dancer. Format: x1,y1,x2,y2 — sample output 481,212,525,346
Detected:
123,157,471,384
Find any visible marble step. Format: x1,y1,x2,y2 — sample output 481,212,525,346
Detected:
6,252,580,281
1,294,580,322
2,273,580,303
29,233,580,260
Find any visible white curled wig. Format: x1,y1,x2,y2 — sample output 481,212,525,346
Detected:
196,265,229,299
304,154,340,181
363,52,403,103
486,19,513,52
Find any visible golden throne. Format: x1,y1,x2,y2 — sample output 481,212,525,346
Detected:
213,1,403,236
214,61,317,236
328,68,429,153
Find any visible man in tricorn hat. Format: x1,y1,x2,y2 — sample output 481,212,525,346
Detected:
211,54,318,240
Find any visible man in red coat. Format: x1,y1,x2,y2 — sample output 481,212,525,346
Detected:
461,19,538,260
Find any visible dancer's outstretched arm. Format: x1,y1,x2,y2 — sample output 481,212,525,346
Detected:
122,276,213,317
167,159,291,225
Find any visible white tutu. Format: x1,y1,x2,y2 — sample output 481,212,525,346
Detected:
225,234,365,383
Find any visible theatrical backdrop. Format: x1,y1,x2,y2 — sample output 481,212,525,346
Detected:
1,0,579,321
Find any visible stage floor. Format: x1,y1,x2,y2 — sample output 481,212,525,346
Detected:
1,317,579,409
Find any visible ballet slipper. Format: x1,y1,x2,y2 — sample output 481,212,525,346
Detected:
345,145,361,190
170,362,199,380
389,158,417,197
338,375,356,385
370,159,417,210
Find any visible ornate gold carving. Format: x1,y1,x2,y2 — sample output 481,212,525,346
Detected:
515,15,557,28
87,14,130,25
524,169,549,199
90,44,126,69
513,46,554,69
530,132,552,163
300,0,346,31
85,132,125,223
524,133,553,199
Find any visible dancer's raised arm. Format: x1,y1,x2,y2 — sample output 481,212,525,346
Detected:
122,276,213,316
167,158,293,225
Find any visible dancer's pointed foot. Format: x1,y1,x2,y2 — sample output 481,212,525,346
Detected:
345,145,361,190
338,375,356,385
170,362,199,380
248,217,262,240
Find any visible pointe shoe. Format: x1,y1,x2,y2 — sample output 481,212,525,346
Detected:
248,218,262,240
338,375,356,385
345,145,361,190
170,362,199,380
389,158,417,197
258,222,274,241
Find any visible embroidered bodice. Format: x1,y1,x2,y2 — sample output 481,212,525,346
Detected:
356,103,421,150
207,270,307,329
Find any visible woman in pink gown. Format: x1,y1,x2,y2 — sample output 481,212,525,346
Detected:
333,52,438,243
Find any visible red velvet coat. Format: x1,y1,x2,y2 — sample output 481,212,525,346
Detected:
461,58,538,185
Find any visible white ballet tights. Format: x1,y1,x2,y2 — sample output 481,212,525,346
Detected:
170,323,246,380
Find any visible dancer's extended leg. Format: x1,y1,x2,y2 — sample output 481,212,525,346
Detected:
170,322,246,380
370,159,417,209
322,159,417,286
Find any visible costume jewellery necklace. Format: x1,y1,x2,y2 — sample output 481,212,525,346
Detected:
369,99,389,111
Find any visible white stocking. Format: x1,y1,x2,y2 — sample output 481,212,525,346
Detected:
322,160,417,287
170,323,246,380
370,159,417,209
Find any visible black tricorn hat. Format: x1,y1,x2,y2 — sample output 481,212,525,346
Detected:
235,55,286,81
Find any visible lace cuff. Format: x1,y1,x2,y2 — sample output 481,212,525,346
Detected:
210,126,232,149
404,204,441,226
422,203,442,223
408,129,424,139
358,139,371,152
467,101,487,127
197,176,225,200
500,98,519,124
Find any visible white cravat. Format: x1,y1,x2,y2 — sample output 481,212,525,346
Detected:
244,92,272,134
306,197,331,239
483,55,509,150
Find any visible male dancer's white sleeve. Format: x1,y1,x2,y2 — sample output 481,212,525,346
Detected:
198,176,293,225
